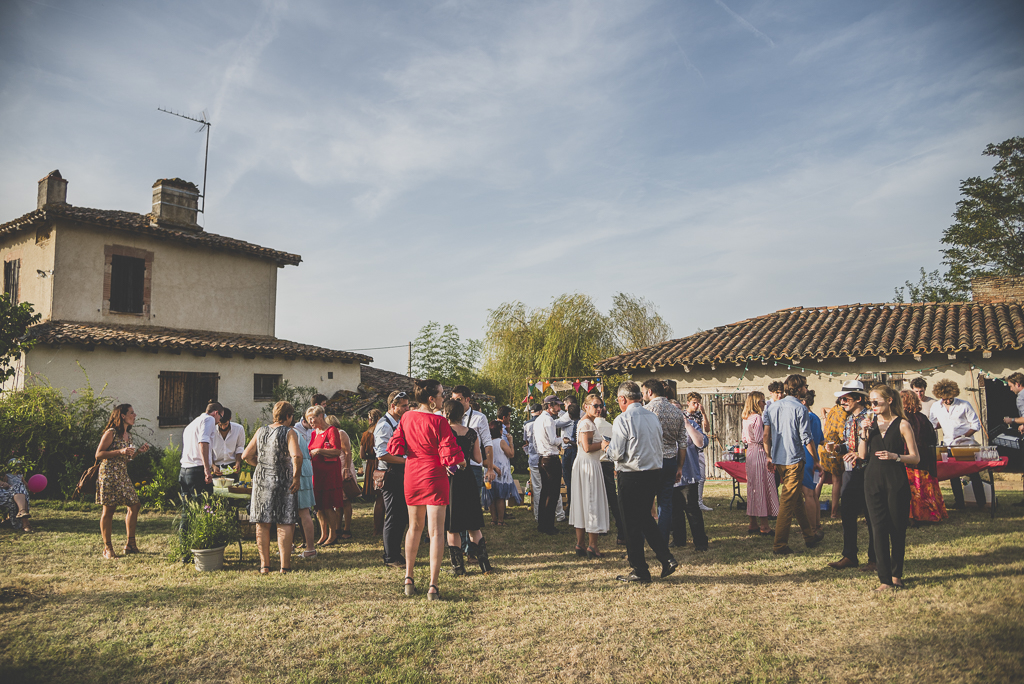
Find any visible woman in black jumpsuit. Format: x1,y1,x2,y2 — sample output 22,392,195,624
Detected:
855,384,920,591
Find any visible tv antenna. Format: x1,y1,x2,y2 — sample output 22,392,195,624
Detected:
157,107,211,213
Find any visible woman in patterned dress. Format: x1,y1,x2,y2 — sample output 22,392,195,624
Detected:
742,391,778,535
899,390,947,524
95,404,149,559
242,401,302,574
0,468,32,532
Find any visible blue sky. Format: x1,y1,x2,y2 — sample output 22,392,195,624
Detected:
2,0,1022,373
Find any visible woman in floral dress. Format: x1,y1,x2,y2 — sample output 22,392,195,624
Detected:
742,391,778,535
900,390,947,523
95,404,149,559
242,401,301,574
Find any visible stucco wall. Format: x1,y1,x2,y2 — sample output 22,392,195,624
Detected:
648,350,1024,449
1,225,57,320
49,222,279,336
21,345,361,447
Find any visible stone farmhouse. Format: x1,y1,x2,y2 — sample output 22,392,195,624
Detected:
1,170,372,444
596,277,1024,465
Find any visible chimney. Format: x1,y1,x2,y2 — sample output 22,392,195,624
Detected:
37,170,68,210
971,276,1024,304
151,178,200,230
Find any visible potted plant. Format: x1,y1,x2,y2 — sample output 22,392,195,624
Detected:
169,494,241,571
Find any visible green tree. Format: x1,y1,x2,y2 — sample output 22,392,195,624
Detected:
608,292,673,353
411,321,482,387
895,136,1024,302
1,294,41,383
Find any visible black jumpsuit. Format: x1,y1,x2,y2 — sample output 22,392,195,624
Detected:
863,416,911,586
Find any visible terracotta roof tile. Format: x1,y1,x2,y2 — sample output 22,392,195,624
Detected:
29,321,371,363
595,302,1024,373
0,204,300,266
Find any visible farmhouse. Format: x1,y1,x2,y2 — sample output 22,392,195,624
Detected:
1,170,371,444
595,278,1024,464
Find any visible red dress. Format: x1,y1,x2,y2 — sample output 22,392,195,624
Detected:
310,426,344,508
387,411,462,506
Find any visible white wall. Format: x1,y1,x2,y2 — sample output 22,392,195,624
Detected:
21,345,361,448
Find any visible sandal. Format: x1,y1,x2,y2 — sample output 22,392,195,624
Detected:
260,566,272,575
102,544,118,560
302,549,318,559
280,567,291,574
574,545,587,557
124,537,140,554
427,584,440,601
404,576,417,597
340,530,353,540
587,546,605,559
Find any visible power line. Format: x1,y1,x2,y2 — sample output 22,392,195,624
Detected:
342,344,410,352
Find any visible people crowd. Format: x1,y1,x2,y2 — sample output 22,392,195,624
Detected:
54,370,1020,599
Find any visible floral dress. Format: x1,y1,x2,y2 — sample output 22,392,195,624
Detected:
0,473,30,527
250,425,297,525
96,432,139,507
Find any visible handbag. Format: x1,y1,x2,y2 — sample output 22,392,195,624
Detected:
372,468,388,491
343,476,361,500
74,458,101,500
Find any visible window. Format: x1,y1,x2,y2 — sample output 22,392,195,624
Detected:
103,245,153,318
158,371,219,427
109,254,145,313
327,371,333,380
254,374,282,401
858,371,905,391
3,258,19,303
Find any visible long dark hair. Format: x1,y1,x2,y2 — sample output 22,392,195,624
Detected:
103,404,133,437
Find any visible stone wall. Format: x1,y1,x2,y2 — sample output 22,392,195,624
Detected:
971,276,1024,303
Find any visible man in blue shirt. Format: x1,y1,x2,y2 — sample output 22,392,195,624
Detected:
762,374,824,555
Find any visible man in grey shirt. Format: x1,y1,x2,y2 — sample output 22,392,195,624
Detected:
603,381,678,583
762,374,824,555
374,390,410,568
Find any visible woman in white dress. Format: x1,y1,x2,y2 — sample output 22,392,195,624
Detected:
571,394,611,558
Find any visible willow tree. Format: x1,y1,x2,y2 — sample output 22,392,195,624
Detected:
608,292,673,353
481,293,619,404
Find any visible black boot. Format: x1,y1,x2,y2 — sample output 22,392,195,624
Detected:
472,538,493,574
448,545,466,576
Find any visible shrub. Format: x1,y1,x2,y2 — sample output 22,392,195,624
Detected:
136,439,183,511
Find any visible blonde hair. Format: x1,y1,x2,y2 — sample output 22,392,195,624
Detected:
273,401,295,424
305,405,325,420
742,391,765,419
870,384,907,421
326,414,342,429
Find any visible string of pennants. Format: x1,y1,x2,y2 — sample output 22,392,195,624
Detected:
522,377,604,404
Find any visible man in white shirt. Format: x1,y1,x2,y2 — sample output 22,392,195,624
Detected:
451,386,494,501
374,390,410,568
212,407,245,474
179,401,223,500
929,379,986,509
534,395,565,535
603,381,678,583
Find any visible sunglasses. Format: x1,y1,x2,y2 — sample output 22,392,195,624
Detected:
590,403,605,409
394,392,407,399
870,400,886,406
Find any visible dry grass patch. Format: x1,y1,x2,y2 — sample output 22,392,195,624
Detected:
1,480,1022,683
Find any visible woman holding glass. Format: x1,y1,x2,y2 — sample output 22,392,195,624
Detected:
571,394,611,558
95,404,149,559
386,379,464,600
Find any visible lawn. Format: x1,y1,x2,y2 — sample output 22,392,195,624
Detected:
1,477,1023,684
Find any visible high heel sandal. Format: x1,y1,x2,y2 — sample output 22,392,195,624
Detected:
404,576,417,596
124,537,140,554
574,545,587,557
427,584,440,601
260,566,271,575
102,544,118,560
587,547,604,559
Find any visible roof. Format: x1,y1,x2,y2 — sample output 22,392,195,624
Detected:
29,320,372,364
0,204,301,266
595,301,1024,373
326,365,419,416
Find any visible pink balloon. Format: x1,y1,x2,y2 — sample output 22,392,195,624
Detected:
27,474,47,494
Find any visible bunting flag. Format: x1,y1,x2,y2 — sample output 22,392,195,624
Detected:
596,381,604,395
542,380,551,392
573,380,581,392
522,394,531,404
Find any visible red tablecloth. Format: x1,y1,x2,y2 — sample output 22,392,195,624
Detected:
935,457,1007,482
715,460,747,483
717,458,1007,484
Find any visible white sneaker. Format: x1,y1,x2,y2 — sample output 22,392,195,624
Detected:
699,504,713,511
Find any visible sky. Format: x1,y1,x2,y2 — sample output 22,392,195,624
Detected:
1,0,1022,374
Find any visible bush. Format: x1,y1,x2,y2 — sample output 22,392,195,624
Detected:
169,493,241,560
0,374,135,497
136,439,183,511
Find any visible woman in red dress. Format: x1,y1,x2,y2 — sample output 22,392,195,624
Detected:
307,405,343,546
387,379,464,600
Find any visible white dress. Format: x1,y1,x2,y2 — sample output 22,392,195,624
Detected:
569,418,610,533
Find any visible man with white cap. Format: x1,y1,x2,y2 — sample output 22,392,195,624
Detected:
825,380,877,572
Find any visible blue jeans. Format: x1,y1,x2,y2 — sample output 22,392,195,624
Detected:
656,456,677,543
562,445,577,504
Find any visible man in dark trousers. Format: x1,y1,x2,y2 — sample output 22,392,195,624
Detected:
374,390,410,568
604,381,678,583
